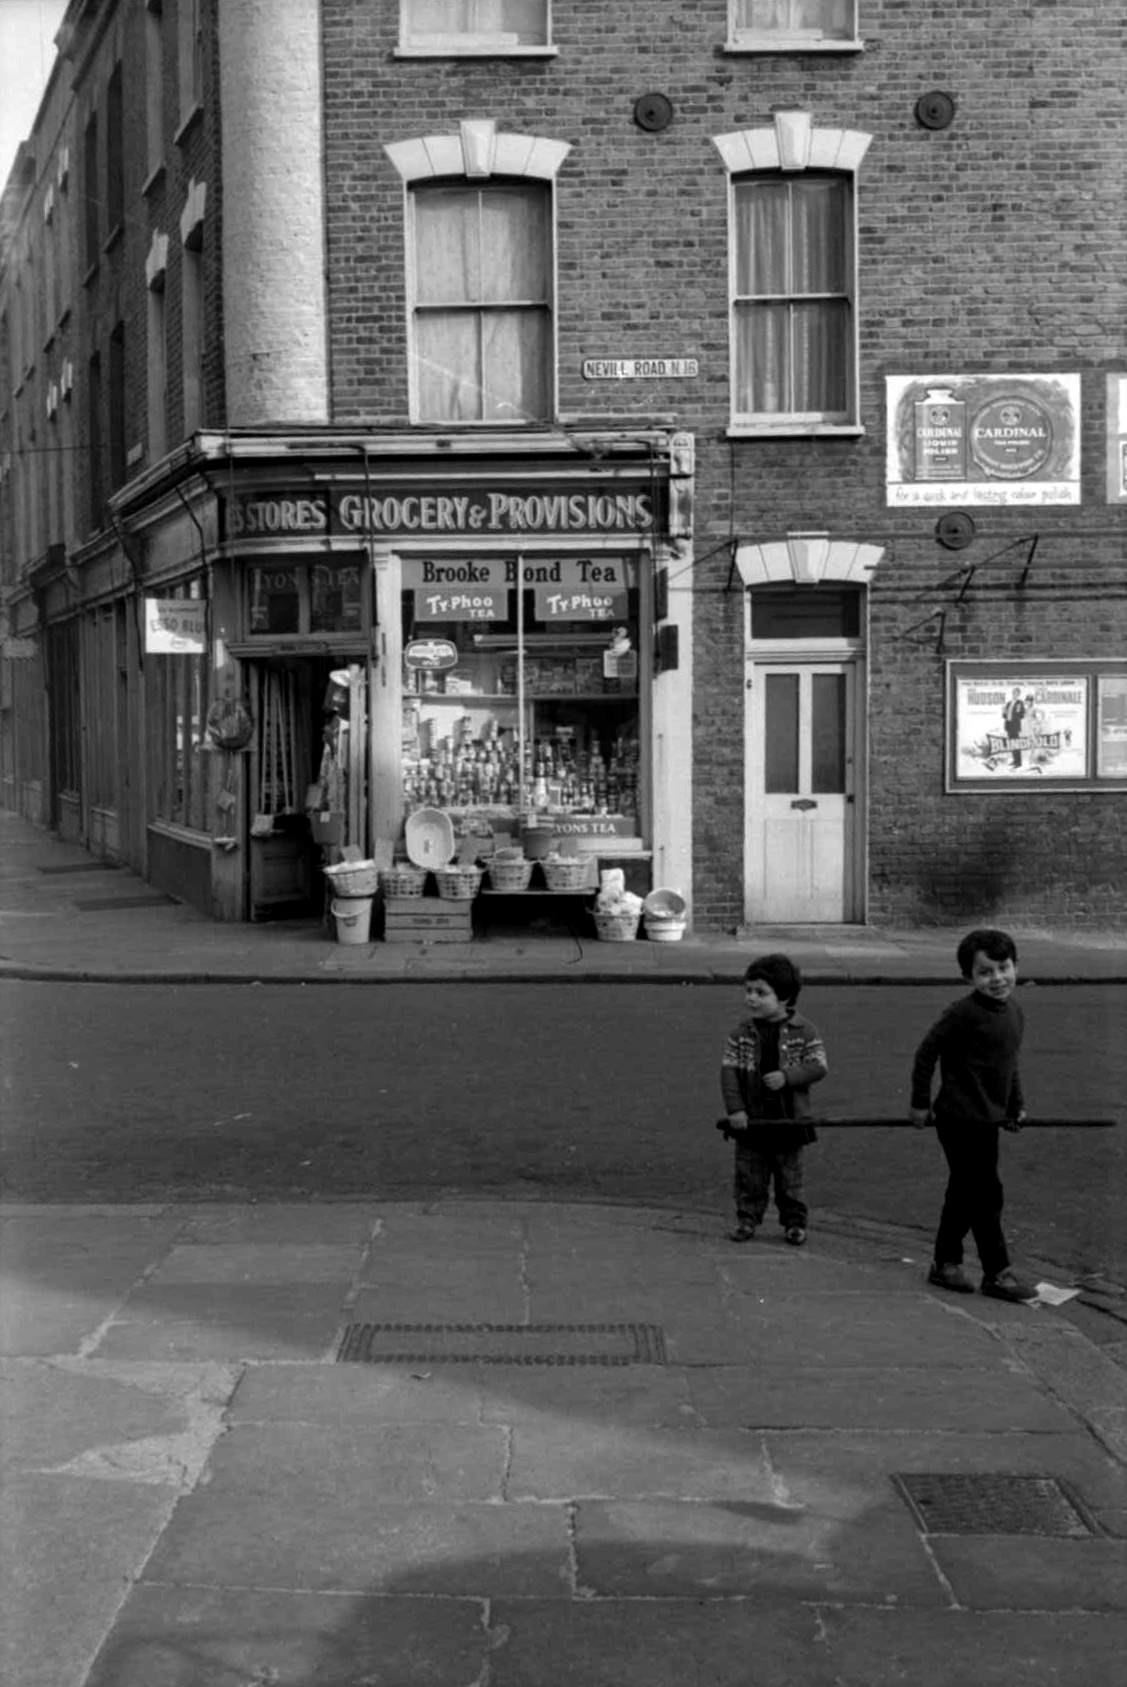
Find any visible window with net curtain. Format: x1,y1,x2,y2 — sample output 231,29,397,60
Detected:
731,0,854,40
401,0,549,47
733,173,851,422
411,181,552,423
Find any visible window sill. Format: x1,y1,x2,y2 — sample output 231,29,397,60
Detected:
722,39,864,54
173,104,203,147
82,261,99,289
142,161,166,197
394,44,558,59
102,223,124,256
727,423,865,440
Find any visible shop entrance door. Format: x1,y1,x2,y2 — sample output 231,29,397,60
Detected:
745,661,860,923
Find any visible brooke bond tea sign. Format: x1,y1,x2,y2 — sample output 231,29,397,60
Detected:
886,375,1080,506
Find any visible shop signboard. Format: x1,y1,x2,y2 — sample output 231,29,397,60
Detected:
145,598,207,654
224,484,662,541
886,374,1081,506
1106,373,1127,503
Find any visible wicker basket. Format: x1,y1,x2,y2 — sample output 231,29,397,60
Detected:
379,865,426,899
488,858,534,892
435,864,483,901
594,909,640,942
542,857,593,892
323,862,379,898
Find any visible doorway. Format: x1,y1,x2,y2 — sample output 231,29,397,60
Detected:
745,658,863,923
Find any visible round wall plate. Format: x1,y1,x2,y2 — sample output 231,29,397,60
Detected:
634,93,674,133
935,511,976,550
916,90,956,131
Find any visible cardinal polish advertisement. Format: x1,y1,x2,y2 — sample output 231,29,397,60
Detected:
887,374,1081,506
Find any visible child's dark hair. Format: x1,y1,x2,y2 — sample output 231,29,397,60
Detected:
744,952,802,1006
957,927,1017,978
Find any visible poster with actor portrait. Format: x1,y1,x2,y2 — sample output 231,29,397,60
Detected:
950,671,1089,785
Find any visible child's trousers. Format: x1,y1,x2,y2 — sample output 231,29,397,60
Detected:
734,1140,807,1229
934,1121,1010,1278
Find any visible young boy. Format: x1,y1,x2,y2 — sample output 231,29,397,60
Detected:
910,927,1036,1303
721,954,828,1245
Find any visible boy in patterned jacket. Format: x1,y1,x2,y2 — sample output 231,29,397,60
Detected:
721,953,828,1245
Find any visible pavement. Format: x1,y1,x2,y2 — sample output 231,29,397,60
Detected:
3,810,1127,1685
1,808,1125,985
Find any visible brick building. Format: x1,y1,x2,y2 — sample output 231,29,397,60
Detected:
2,1,1124,931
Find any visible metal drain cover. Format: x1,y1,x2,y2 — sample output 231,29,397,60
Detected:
894,1473,1094,1537
336,1321,666,1366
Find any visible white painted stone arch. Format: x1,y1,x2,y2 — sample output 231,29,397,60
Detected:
386,119,570,183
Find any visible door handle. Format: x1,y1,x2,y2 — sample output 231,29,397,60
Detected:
791,798,818,811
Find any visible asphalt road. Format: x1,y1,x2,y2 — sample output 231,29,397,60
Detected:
2,980,1123,1283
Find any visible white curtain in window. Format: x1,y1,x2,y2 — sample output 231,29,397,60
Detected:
406,0,548,42
413,185,549,421
735,1,850,36
734,177,848,415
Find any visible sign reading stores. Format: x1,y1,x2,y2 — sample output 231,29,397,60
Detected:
225,485,658,540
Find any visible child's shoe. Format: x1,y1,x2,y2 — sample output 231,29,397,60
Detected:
980,1267,1038,1303
729,1222,757,1243
784,1226,807,1246
927,1261,976,1294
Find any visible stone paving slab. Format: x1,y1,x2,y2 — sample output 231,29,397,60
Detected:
931,1535,1127,1611
0,1357,236,1479
228,1363,490,1425
143,1420,509,1589
349,1282,530,1321
683,1362,1079,1432
572,1495,947,1604
0,1214,184,1356
1,1473,177,1687
818,1608,1127,1687
92,1312,341,1363
506,1421,774,1501
171,1202,379,1244
83,1585,492,1687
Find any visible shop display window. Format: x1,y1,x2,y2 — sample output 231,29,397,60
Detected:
400,556,644,839
248,556,365,638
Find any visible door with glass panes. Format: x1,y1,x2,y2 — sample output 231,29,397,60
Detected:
745,661,859,923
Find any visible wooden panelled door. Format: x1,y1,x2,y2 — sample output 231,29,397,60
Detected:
745,660,860,923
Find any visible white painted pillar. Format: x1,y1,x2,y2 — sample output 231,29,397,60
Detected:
218,0,329,424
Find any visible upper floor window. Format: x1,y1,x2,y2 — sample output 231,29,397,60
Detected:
177,0,203,121
83,111,99,272
734,173,851,424
410,180,552,423
106,64,124,238
714,114,870,434
729,1,859,49
400,0,551,52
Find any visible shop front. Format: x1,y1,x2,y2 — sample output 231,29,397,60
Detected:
214,435,693,930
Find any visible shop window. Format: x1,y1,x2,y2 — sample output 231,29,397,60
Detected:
247,557,366,639
150,580,208,830
400,557,644,838
410,181,552,423
400,0,550,51
733,172,853,425
728,1,859,49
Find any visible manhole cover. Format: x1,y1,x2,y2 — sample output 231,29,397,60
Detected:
73,894,177,910
336,1321,667,1366
894,1473,1094,1537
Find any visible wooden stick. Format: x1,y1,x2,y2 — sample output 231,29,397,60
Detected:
715,1117,1117,1138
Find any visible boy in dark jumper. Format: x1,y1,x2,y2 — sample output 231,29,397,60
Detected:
910,927,1036,1303
721,953,828,1245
